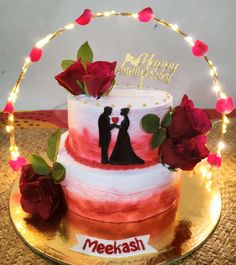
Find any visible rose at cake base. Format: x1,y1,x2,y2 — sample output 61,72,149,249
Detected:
58,88,181,223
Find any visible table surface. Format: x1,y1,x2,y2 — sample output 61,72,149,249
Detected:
0,113,235,265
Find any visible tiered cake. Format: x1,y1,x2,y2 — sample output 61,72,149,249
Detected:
58,88,181,223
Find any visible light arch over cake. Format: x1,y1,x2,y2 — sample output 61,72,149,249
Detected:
3,7,234,182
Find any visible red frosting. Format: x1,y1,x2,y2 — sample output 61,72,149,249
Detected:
63,180,180,223
65,134,158,170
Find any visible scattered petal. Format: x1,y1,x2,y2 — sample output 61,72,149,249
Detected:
75,9,93,25
29,47,43,62
138,7,154,22
216,96,234,114
9,156,27,171
192,40,208,57
207,153,222,168
3,101,14,113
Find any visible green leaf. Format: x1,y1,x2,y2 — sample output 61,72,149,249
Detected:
151,128,166,149
77,41,93,66
30,154,51,175
161,110,172,128
52,162,66,183
141,114,160,133
61,60,75,70
83,81,89,96
76,80,84,92
47,129,62,163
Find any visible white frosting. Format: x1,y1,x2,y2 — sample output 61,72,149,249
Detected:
70,87,172,109
58,132,180,198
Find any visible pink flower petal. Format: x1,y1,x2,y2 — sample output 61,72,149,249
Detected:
3,101,14,113
75,9,93,25
207,153,222,168
138,7,154,22
216,96,234,114
192,40,208,57
9,156,27,171
29,47,43,62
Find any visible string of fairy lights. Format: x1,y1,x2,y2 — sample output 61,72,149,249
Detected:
3,8,233,181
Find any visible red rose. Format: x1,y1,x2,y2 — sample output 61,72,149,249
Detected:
159,135,210,170
55,60,86,95
168,95,212,139
19,164,66,220
83,61,116,97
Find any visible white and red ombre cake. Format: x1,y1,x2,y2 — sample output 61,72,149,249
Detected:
58,88,181,223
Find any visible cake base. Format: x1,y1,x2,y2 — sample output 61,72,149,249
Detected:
9,168,221,264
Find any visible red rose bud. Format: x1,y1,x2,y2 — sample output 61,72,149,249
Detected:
216,96,234,114
75,9,93,25
55,60,86,95
29,47,43,62
168,95,212,140
19,164,66,220
9,156,27,171
138,7,154,22
192,40,208,57
83,61,116,97
3,101,14,113
160,135,209,171
207,153,222,168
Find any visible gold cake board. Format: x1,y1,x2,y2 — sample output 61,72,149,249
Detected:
9,169,221,265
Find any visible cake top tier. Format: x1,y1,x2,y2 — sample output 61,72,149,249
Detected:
68,87,172,110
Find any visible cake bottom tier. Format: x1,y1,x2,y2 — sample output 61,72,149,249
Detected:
58,132,181,223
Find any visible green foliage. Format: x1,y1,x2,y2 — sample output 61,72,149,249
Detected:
61,60,75,70
47,129,61,163
77,41,93,66
30,154,50,175
151,128,166,149
141,114,160,133
161,110,172,128
52,162,66,183
29,129,66,184
141,109,173,151
76,80,84,92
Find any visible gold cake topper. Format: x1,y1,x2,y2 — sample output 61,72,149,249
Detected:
117,52,180,88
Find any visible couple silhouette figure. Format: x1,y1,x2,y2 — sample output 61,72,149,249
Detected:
98,106,144,165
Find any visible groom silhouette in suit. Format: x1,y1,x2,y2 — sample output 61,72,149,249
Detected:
98,106,116,164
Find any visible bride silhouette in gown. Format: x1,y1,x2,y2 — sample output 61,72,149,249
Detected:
109,108,144,165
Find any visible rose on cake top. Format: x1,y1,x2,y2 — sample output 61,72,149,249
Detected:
142,95,212,171
55,41,116,98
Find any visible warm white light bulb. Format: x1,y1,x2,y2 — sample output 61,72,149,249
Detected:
218,141,225,150
208,60,213,66
170,24,179,31
132,13,138,19
210,69,215,76
36,34,53,48
223,116,230,124
6,125,12,133
220,92,227,99
25,57,31,63
213,85,220,93
64,23,75,30
103,11,111,17
8,114,14,122
185,36,194,46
